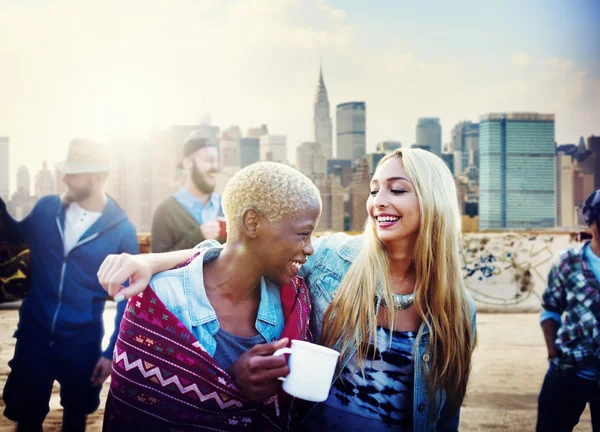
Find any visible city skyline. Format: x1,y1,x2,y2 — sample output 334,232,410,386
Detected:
1,0,599,194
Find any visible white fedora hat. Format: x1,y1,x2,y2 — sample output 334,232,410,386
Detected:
55,138,112,174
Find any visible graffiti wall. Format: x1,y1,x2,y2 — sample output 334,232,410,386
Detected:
463,232,585,312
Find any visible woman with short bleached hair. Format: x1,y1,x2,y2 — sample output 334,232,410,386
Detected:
101,161,321,431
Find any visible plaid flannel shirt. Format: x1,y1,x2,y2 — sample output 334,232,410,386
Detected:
541,242,600,376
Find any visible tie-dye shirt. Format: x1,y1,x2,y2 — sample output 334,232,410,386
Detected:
306,327,415,431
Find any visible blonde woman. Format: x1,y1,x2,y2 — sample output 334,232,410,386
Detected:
99,149,476,431
300,148,476,430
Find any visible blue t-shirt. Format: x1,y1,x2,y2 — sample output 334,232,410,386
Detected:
213,328,266,371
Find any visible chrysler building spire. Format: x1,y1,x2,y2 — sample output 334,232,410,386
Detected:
313,65,333,159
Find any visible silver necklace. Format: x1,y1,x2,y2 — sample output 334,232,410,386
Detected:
378,292,414,310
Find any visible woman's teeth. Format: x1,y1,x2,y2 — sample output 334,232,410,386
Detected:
377,216,400,223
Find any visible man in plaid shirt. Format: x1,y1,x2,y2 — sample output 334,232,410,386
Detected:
537,189,600,431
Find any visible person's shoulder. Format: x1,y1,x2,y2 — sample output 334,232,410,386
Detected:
554,244,585,268
120,219,138,239
147,265,190,311
155,195,179,210
317,233,363,259
149,266,187,295
105,199,137,233
307,233,363,273
36,194,61,208
196,239,222,250
316,232,361,250
30,195,61,216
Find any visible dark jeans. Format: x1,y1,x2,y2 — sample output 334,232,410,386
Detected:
537,365,600,431
3,334,103,428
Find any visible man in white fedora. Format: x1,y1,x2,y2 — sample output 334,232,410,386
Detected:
1,138,139,431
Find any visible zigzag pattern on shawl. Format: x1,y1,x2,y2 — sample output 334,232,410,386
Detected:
107,387,254,432
114,348,244,410
117,311,240,398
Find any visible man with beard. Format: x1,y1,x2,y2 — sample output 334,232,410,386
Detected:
0,139,139,431
151,134,223,252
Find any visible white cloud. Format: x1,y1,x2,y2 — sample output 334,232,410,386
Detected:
316,0,346,20
511,52,532,67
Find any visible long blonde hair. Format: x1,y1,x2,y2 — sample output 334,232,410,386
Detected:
320,148,475,409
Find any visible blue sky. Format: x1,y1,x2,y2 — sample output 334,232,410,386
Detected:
0,0,598,194
328,0,600,76
340,2,597,57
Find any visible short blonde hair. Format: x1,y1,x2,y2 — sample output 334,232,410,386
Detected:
222,162,322,239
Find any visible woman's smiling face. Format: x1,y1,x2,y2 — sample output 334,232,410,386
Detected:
367,157,421,246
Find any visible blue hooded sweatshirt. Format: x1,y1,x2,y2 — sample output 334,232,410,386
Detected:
1,195,139,358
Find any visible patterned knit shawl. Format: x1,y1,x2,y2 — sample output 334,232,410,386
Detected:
103,271,311,431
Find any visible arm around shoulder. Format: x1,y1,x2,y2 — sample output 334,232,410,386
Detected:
102,222,141,358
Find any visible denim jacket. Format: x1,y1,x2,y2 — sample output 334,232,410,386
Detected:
300,233,477,432
149,241,285,356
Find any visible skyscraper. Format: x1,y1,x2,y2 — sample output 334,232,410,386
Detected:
16,165,30,195
296,141,326,178
441,153,455,176
313,67,333,159
314,173,345,232
239,138,260,168
336,102,366,163
451,121,479,175
479,112,555,230
34,161,54,197
247,124,269,138
0,137,8,200
326,159,353,188
260,134,287,163
350,158,370,231
376,141,402,153
363,153,386,176
219,126,242,169
416,118,442,157
555,144,576,227
587,135,600,190
571,137,596,211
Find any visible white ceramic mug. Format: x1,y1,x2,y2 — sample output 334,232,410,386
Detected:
273,340,340,402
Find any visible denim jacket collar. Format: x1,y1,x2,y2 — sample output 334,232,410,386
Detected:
186,246,280,329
